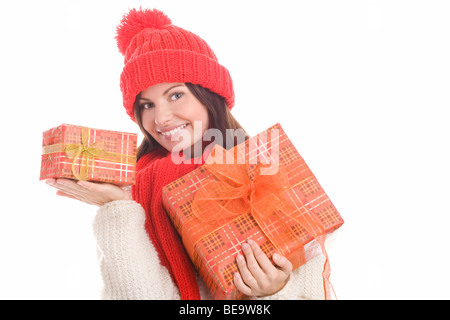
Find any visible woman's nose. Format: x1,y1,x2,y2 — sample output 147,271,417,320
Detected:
154,103,173,126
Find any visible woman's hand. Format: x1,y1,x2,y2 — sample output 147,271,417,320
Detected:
45,178,132,207
234,239,292,297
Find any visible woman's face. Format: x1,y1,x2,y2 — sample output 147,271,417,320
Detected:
139,82,209,153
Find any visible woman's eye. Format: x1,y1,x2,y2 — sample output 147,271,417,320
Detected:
141,102,154,109
170,92,183,101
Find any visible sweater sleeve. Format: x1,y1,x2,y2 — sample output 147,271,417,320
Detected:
93,200,181,300
255,254,326,300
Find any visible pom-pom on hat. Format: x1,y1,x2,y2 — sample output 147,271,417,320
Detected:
116,8,235,122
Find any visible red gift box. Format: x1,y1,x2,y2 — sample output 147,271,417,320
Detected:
40,124,137,186
162,123,344,299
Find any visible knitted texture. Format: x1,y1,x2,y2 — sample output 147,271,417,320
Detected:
93,200,181,299
131,148,204,300
116,8,235,121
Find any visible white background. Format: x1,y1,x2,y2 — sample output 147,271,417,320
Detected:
1,0,449,300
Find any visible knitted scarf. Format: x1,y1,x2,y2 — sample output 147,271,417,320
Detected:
131,147,204,300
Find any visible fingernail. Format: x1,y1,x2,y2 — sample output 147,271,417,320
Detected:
45,180,54,186
247,239,254,246
236,254,244,262
273,253,280,260
234,272,240,279
241,243,249,250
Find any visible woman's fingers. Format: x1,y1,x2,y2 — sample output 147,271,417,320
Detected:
235,240,275,292
236,253,258,284
77,180,100,191
240,241,266,280
234,256,254,296
234,239,292,297
48,178,88,197
273,252,293,275
45,178,132,206
246,239,274,274
55,190,78,200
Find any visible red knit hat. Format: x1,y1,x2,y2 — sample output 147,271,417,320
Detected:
116,8,235,122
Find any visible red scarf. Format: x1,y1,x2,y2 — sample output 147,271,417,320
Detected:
131,147,203,300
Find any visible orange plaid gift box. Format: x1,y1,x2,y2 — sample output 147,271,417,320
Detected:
162,123,344,299
40,124,137,186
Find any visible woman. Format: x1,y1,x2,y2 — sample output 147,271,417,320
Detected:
46,8,325,300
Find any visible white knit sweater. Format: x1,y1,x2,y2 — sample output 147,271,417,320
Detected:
93,200,326,300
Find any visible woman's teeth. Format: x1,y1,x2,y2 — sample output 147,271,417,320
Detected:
160,123,188,136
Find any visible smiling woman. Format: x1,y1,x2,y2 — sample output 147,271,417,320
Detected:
43,7,328,300
134,82,249,161
139,82,210,154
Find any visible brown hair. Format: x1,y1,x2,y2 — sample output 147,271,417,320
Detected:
134,83,249,161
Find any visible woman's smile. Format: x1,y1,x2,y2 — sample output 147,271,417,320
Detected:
158,123,189,140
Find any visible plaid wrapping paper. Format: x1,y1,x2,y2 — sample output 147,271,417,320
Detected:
40,124,137,186
162,123,344,299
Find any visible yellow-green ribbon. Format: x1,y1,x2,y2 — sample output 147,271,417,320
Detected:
42,127,136,181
